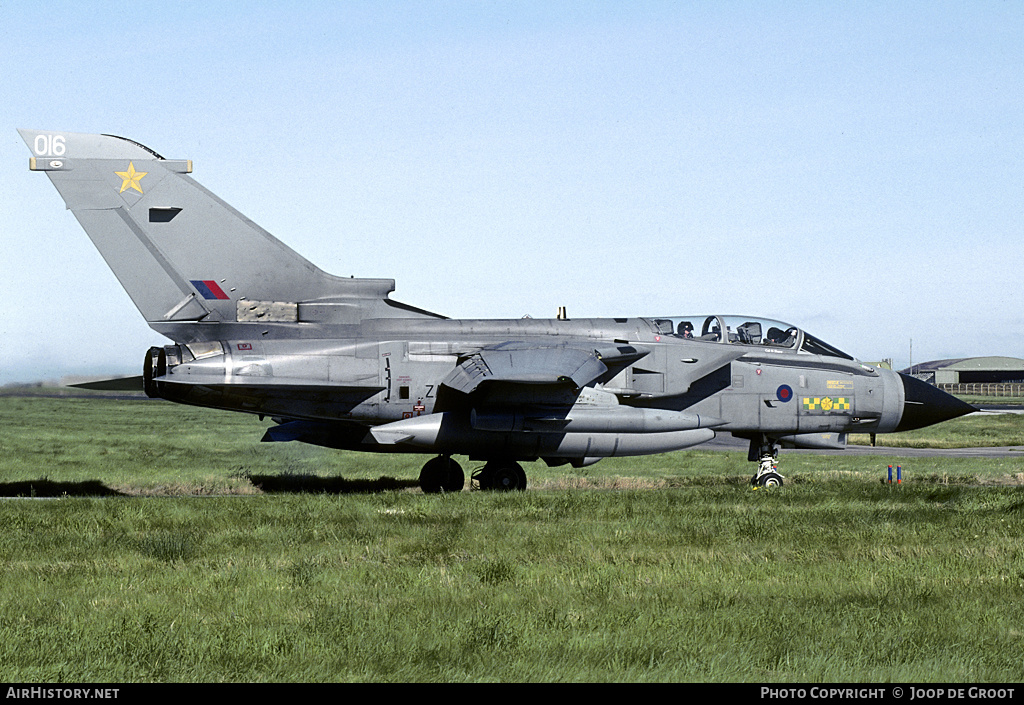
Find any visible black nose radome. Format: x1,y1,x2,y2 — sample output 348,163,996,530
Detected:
896,373,977,432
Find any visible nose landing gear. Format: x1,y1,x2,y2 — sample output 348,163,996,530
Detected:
749,435,784,488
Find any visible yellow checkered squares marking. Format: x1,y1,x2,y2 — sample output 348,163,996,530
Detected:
802,397,850,412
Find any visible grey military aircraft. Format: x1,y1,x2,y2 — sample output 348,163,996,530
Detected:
20,129,975,492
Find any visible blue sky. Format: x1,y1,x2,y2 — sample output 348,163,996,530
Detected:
2,1,1022,383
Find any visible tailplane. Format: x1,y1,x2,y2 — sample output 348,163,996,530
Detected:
20,129,440,341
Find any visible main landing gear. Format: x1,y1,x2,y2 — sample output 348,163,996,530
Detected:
418,455,465,494
749,435,785,488
472,460,527,492
418,456,528,493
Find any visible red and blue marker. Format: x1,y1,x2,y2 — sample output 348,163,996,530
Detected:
191,280,230,300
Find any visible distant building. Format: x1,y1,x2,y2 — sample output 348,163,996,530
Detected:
904,357,1024,385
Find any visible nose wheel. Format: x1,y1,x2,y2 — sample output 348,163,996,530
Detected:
754,470,784,488
749,436,784,488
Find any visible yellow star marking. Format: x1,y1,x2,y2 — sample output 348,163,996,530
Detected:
115,162,147,194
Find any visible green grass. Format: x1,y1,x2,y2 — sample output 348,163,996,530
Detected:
1,487,1022,682
1,395,1023,682
850,410,1024,449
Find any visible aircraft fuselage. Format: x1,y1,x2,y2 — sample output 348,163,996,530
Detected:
21,128,976,491
144,315,909,465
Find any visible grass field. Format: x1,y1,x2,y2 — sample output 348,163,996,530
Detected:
850,411,1024,449
1,395,1022,682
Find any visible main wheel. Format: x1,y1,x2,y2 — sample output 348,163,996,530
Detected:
478,461,527,491
419,456,465,494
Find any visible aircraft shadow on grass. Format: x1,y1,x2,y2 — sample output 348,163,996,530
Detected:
0,479,128,497
246,474,420,495
0,476,423,497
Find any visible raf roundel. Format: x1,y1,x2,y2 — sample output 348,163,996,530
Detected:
777,384,794,403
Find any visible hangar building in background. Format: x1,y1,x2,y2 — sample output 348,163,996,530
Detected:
905,357,1024,395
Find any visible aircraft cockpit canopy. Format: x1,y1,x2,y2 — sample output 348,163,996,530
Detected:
646,315,853,360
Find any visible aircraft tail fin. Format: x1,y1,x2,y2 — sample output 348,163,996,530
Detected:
20,129,434,341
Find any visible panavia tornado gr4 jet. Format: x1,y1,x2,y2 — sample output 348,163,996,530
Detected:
20,129,975,492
